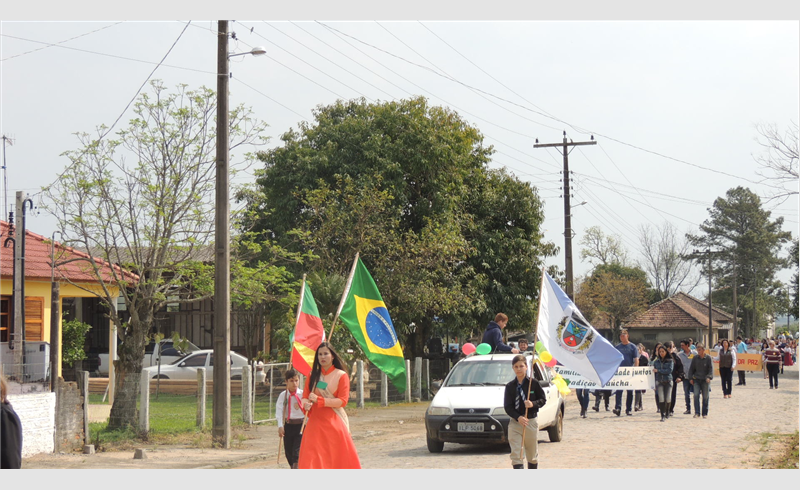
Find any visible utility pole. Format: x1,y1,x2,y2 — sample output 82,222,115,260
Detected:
213,19,231,449
706,249,712,346
534,131,596,299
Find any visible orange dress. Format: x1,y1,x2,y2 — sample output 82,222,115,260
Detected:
297,366,361,469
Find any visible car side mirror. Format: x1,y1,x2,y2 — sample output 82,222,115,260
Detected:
539,380,549,388
179,362,186,368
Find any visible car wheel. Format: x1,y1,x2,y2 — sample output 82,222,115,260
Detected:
547,406,563,442
152,375,170,379
426,435,444,453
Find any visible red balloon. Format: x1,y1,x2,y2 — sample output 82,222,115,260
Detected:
545,358,557,367
462,343,476,355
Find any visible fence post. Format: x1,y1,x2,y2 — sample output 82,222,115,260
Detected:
242,365,253,425
139,372,150,434
424,358,430,401
414,357,422,402
357,360,364,408
197,367,206,428
381,371,388,407
405,360,412,403
77,371,89,445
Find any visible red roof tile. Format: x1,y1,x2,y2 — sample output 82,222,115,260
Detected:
625,292,732,329
1,221,137,284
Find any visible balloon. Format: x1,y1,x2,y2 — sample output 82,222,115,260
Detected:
462,343,476,356
539,351,552,363
476,343,492,355
534,341,546,354
545,357,557,367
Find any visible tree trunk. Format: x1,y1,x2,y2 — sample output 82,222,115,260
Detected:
107,316,149,430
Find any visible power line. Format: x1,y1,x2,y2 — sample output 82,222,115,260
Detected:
1,22,124,62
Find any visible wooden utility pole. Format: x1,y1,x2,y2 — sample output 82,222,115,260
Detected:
213,19,231,449
534,132,596,299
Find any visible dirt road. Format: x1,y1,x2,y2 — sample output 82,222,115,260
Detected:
22,364,798,469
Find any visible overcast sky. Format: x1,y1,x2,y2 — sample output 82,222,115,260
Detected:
1,11,798,290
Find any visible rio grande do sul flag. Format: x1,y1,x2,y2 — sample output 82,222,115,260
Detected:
536,271,623,386
291,281,325,377
338,258,406,392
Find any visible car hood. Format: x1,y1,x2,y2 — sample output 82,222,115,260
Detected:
431,385,506,410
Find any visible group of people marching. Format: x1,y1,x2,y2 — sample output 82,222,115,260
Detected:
574,332,792,423
276,342,361,469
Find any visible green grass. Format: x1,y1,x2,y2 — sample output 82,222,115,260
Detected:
758,431,799,469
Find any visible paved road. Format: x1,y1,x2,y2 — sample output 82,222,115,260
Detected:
22,364,798,469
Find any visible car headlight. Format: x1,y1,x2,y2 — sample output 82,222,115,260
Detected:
491,407,507,416
427,406,451,416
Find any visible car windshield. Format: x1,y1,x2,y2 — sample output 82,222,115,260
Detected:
170,353,193,365
444,359,516,387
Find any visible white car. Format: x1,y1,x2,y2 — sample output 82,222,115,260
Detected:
97,339,201,376
424,353,565,453
143,349,266,383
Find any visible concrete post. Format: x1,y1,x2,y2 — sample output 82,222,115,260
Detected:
197,367,206,428
381,371,388,407
424,358,430,401
414,357,422,402
242,365,253,425
78,370,89,445
357,360,364,408
405,359,412,403
139,371,150,434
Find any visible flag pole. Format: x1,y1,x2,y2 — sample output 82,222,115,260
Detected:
520,267,548,460
328,252,359,341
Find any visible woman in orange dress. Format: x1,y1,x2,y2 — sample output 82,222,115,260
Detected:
298,342,361,469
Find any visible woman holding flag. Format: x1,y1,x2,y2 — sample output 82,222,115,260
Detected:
297,342,361,469
504,354,547,469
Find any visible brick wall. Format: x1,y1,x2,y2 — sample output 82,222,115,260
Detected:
6,392,56,457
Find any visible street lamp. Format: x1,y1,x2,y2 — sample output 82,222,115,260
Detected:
213,21,265,449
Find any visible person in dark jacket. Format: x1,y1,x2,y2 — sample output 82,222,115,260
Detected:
687,343,713,418
665,341,683,416
504,355,547,469
1,374,23,469
652,345,674,422
481,313,519,354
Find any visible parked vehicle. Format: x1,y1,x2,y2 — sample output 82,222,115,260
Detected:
142,349,266,383
424,353,565,453
97,339,200,376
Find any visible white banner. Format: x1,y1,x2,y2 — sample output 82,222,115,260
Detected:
555,365,655,391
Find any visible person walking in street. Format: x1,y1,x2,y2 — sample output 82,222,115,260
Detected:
592,388,611,412
635,343,649,412
713,339,736,399
763,340,783,390
276,369,305,469
652,345,674,422
298,342,361,469
576,388,591,418
665,341,683,416
613,329,639,416
687,343,713,419
735,336,748,386
481,313,519,354
1,374,23,469
677,339,695,415
504,355,547,469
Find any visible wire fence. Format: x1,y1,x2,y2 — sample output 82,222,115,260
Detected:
0,360,51,395
86,357,455,436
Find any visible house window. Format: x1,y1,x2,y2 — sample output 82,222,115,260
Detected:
1,296,10,343
643,333,657,341
25,296,45,341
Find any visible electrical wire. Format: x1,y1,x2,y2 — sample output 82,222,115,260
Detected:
1,22,124,62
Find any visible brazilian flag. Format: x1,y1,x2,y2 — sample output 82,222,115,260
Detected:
339,258,406,392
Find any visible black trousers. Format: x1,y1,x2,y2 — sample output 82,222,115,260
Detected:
766,364,780,388
719,367,733,395
283,422,303,468
737,370,746,385
669,379,679,413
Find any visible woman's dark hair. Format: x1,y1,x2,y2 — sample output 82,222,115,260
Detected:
650,342,663,359
664,341,675,351
307,342,346,393
721,339,730,351
657,345,669,359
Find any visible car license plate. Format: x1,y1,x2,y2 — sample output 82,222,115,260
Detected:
458,422,484,432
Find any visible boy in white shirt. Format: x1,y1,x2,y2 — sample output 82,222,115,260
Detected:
276,369,305,468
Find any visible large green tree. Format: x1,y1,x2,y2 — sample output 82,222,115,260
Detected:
242,97,555,358
687,187,792,338
46,81,267,429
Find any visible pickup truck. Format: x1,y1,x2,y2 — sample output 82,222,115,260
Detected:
97,339,200,376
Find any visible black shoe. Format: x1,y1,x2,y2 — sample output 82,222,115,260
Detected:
661,414,666,422
683,409,691,415
580,408,587,418
626,411,632,416
613,408,621,416
605,405,610,411
513,464,524,469
591,405,599,412
528,463,538,469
